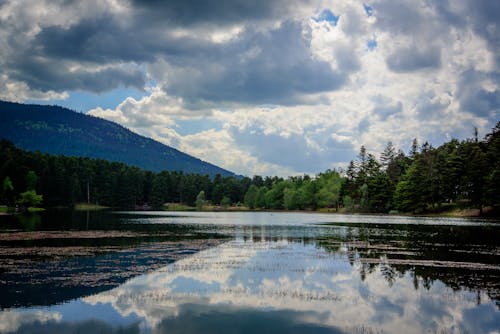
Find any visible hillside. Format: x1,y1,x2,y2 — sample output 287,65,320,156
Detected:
0,100,235,177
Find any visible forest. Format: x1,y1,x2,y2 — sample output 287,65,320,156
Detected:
1,122,499,214
0,100,235,177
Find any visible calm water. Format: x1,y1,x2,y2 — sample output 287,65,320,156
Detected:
0,211,499,334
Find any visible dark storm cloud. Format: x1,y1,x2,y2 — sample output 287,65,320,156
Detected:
458,70,500,119
162,21,353,105
380,0,499,122
34,16,154,63
386,47,441,73
462,0,500,59
372,1,426,35
129,0,293,26
431,0,500,65
3,0,349,103
8,56,145,93
31,15,220,64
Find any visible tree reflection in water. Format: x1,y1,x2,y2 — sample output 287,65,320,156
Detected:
1,212,499,334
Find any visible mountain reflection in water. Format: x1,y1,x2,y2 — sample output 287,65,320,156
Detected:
0,211,499,334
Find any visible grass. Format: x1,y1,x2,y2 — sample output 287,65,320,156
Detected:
27,207,45,212
74,203,110,211
162,203,195,211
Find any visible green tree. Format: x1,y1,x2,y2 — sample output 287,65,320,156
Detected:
220,196,231,208
25,171,38,191
2,176,13,193
380,141,396,169
2,176,14,204
17,190,43,208
484,122,500,207
367,172,392,212
316,170,342,209
393,179,416,212
264,184,284,209
393,162,422,213
283,187,299,210
297,180,318,210
409,138,418,158
255,187,268,208
195,190,206,211
439,142,464,202
244,185,259,209
359,183,369,212
465,145,488,214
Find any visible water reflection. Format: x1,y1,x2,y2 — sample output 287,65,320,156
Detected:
1,211,499,333
3,238,499,334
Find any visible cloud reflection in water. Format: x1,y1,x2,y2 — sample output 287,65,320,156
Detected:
3,238,500,334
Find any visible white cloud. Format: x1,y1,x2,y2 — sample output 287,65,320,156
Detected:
0,309,62,333
1,0,498,175
88,87,200,129
0,75,69,102
80,238,497,333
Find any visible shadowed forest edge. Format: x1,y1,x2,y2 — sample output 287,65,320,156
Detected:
1,122,499,216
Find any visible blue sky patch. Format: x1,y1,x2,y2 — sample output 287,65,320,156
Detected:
315,9,339,26
27,87,147,113
363,3,374,17
367,39,377,51
176,119,223,135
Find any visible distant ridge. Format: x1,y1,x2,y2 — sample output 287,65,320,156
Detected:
0,100,235,177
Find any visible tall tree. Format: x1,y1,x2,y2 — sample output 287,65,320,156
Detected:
25,171,38,191
380,141,396,169
244,185,259,209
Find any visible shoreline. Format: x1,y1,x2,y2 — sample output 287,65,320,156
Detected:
2,206,498,219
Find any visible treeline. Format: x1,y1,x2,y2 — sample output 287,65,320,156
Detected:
340,123,500,214
1,122,499,213
243,171,342,210
0,138,344,210
0,139,250,208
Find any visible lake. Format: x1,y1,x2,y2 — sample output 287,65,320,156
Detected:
0,211,499,334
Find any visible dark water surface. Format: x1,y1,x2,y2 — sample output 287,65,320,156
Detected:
0,211,499,334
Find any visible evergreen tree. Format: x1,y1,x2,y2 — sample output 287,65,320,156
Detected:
25,171,38,191
1,176,14,205
409,138,418,158
380,141,396,169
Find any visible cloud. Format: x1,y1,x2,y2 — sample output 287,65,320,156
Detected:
386,47,441,73
371,96,403,120
0,310,62,333
229,124,355,172
0,74,69,102
457,70,500,119
150,20,354,106
89,87,202,129
0,0,498,175
8,58,145,93
79,238,500,333
128,0,296,27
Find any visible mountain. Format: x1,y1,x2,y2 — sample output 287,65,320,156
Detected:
0,100,235,177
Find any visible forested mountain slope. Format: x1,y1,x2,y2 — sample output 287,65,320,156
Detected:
0,100,235,177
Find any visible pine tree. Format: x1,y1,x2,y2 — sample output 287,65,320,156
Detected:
380,141,396,169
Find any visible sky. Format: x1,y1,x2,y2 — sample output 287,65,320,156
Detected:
1,0,499,176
